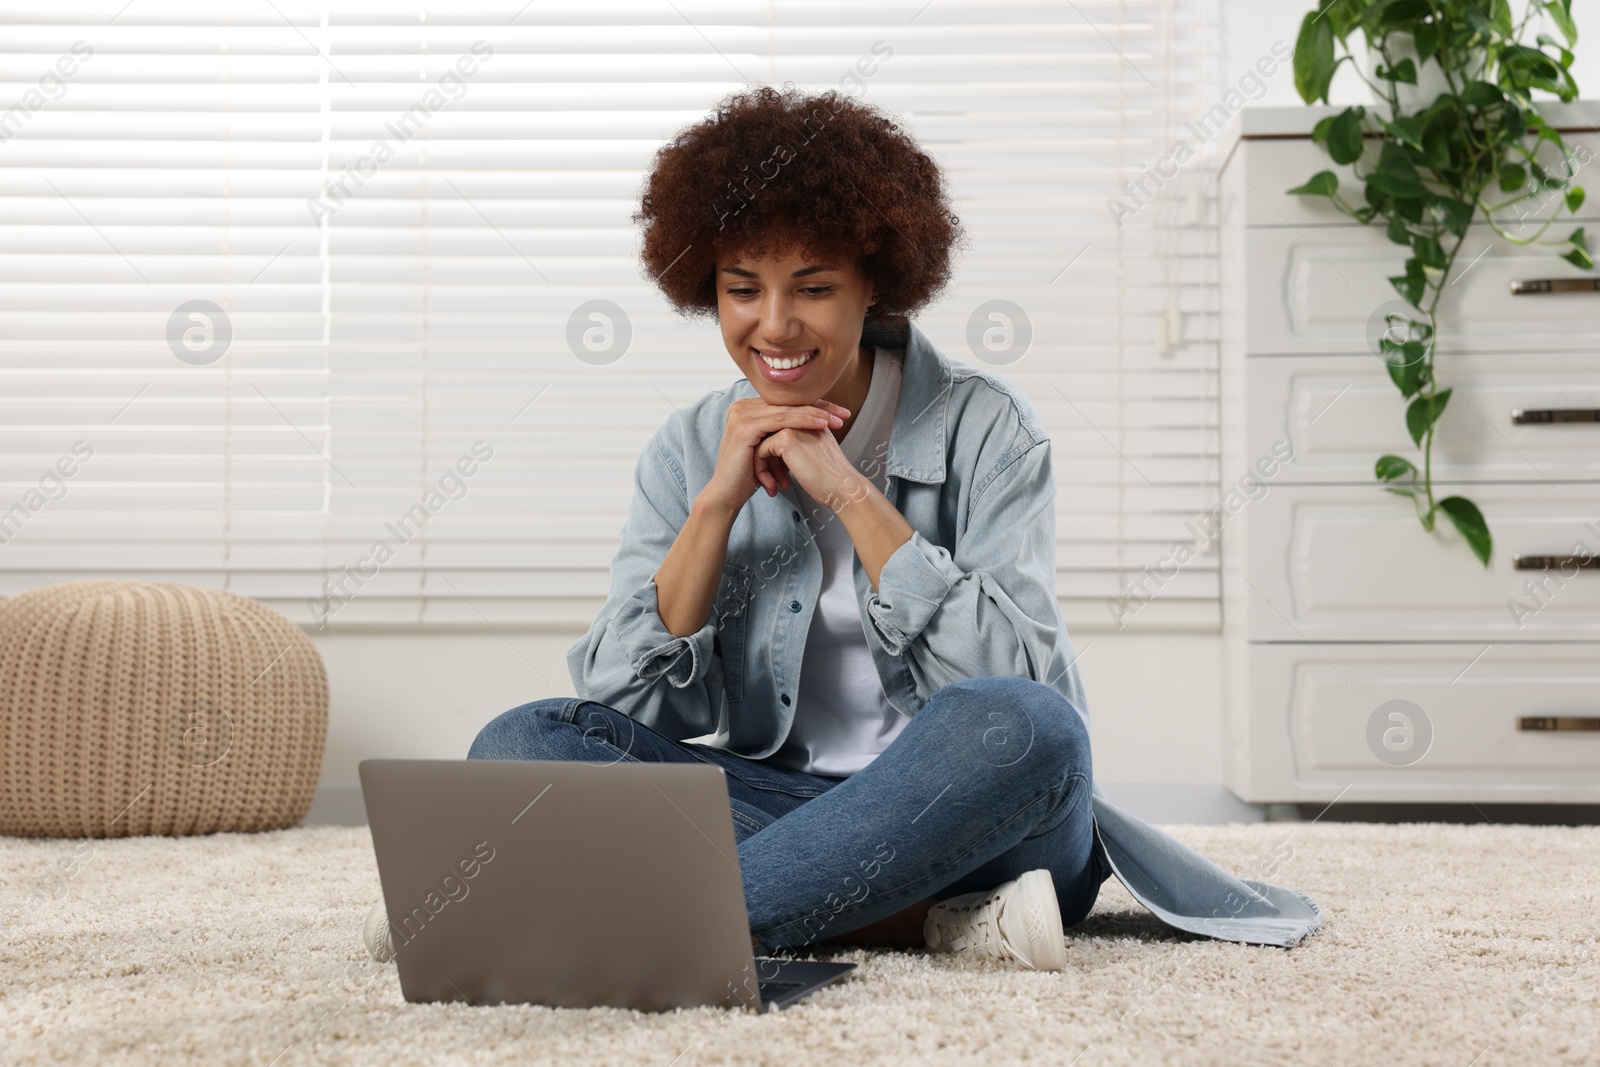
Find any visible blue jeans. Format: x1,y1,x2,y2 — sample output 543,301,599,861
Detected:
466,675,1109,953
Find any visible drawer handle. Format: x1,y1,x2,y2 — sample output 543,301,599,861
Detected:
1509,278,1600,294
1510,408,1600,424
1518,716,1600,732
1514,555,1600,571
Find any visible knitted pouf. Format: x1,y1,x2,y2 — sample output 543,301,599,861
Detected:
0,580,328,838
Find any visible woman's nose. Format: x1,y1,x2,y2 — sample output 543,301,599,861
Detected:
760,294,800,337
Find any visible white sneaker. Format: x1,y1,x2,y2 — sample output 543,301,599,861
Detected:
923,869,1068,971
363,901,396,963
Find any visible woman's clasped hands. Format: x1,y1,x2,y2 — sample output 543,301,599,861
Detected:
700,397,868,516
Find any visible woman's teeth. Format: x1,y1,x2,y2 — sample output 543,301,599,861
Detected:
759,350,816,370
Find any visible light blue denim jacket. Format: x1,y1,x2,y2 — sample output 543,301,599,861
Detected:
567,316,1321,948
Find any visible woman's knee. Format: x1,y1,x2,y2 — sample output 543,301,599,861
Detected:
925,675,1091,781
466,697,574,760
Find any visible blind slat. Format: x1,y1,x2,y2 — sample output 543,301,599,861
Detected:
2,0,1223,633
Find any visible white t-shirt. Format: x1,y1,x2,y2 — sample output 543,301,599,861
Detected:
768,346,910,776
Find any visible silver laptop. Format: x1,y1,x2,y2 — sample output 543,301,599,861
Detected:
358,759,856,1012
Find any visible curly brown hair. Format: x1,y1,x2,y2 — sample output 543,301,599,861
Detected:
632,83,969,324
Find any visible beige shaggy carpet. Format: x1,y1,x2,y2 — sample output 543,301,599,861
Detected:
3,820,1597,1066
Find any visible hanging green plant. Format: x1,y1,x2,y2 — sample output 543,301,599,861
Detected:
1289,0,1590,567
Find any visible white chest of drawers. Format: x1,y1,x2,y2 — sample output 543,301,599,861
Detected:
1218,103,1600,804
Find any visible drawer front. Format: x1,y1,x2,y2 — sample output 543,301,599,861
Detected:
1246,483,1600,641
1245,224,1600,356
1226,132,1600,229
1248,353,1600,483
1245,642,1600,801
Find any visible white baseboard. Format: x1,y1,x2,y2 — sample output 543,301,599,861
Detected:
303,782,1264,827
303,784,367,826
1095,783,1265,824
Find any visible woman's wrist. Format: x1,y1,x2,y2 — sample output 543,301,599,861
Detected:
819,471,873,515
653,493,738,638
833,481,915,590
691,490,742,528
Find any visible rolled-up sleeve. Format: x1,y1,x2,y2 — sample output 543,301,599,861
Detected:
864,437,1060,701
861,530,955,655
607,574,716,689
565,428,721,740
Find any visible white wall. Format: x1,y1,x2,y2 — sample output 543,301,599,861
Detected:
306,626,1238,822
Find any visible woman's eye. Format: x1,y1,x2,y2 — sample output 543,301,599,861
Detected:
723,286,834,297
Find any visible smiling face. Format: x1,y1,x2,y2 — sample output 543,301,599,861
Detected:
715,241,879,412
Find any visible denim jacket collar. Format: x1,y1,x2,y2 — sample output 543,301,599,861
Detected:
864,316,950,486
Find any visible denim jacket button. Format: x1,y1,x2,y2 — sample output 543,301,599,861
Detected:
788,600,801,612
791,510,800,521
780,693,791,706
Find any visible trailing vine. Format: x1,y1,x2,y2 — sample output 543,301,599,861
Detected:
1289,0,1590,566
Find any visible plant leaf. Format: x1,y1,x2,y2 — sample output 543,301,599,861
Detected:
1563,226,1593,269
1389,274,1421,306
1501,44,1578,100
1375,454,1417,481
1389,262,1426,307
1394,194,1425,223
1406,387,1452,447
1324,0,1363,39
1387,213,1411,245
1501,45,1564,81
1412,234,1447,270
1500,105,1527,141
1327,107,1366,165
1371,0,1433,30
1380,57,1419,84
1414,21,1439,61
1499,162,1527,193
1384,115,1425,151
1526,112,1560,145
1419,125,1453,171
1437,495,1493,566
1460,81,1504,108
1385,344,1429,398
1287,170,1340,198
1537,33,1575,71
1566,187,1586,214
1294,10,1338,104
1544,0,1577,47
1491,0,1515,37
1430,196,1473,238
1370,141,1428,199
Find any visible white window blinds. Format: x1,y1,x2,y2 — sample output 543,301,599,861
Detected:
0,0,1222,631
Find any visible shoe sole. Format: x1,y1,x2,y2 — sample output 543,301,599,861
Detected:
363,901,396,963
1013,869,1067,971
